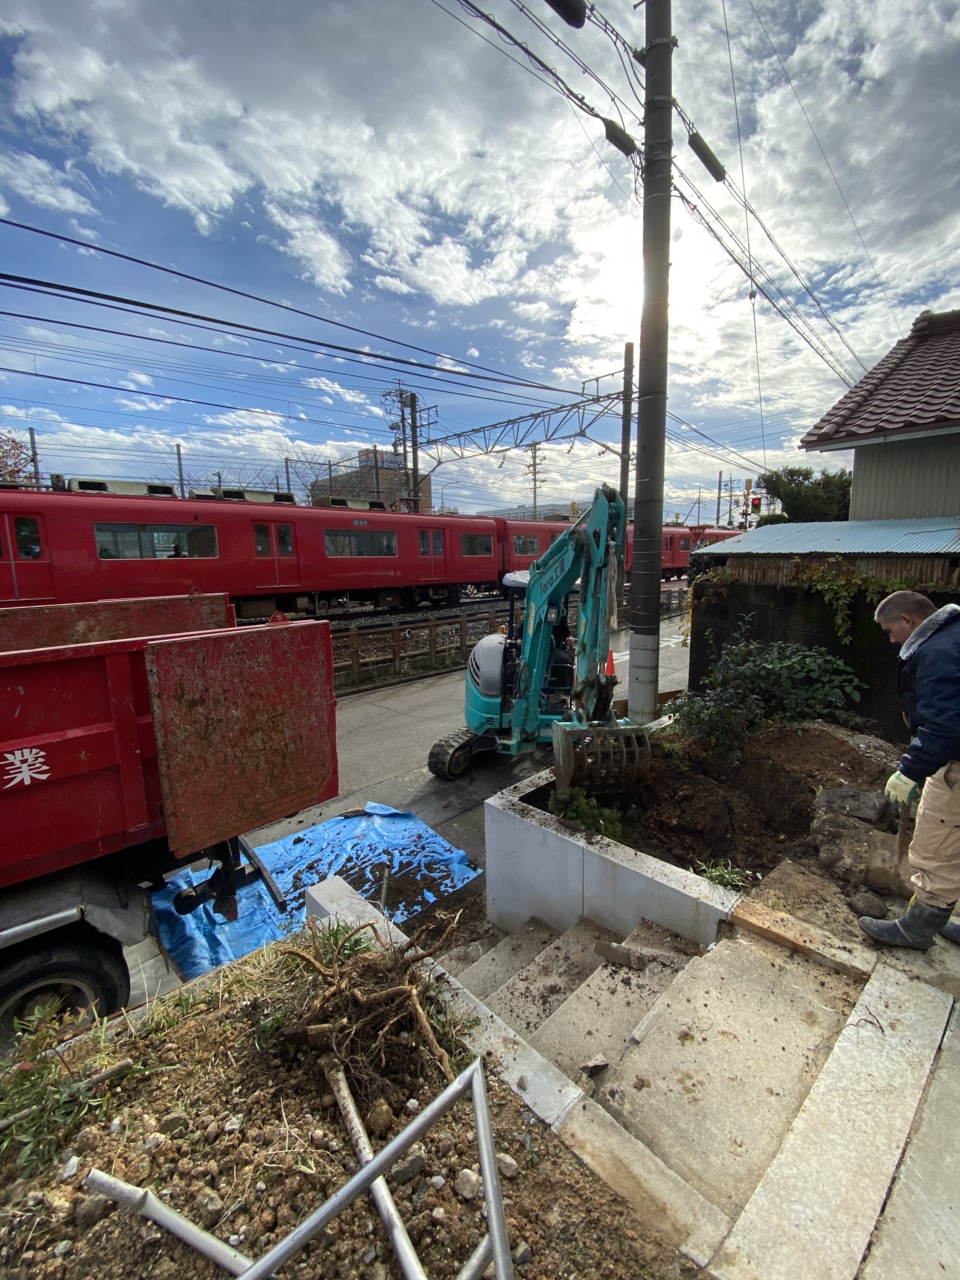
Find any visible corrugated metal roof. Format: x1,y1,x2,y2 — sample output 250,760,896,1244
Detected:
694,517,960,557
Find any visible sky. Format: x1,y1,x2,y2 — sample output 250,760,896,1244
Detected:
0,0,958,521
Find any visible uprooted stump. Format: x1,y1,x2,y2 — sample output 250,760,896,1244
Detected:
277,913,462,1105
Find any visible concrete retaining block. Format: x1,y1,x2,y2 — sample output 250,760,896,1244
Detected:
485,767,739,946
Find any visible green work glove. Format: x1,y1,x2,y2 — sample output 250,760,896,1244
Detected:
885,770,919,808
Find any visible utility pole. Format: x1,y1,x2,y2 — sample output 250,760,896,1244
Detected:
715,471,722,525
618,341,635,606
28,427,41,487
405,392,420,513
176,443,186,498
284,457,292,494
627,0,674,726
526,442,541,518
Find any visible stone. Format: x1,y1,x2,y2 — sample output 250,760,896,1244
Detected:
223,1115,244,1135
812,810,874,885
579,1057,610,1078
495,1152,520,1180
454,1168,482,1201
74,1127,99,1155
863,830,914,898
813,787,886,823
366,1098,394,1137
53,1240,73,1258
60,1155,79,1181
158,1111,190,1138
193,1187,225,1229
74,1194,113,1231
391,1143,425,1186
513,1240,533,1265
851,889,888,919
204,1122,220,1143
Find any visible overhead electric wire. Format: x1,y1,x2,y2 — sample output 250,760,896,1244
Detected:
720,0,767,467
743,0,902,336
0,216,568,388
0,305,561,415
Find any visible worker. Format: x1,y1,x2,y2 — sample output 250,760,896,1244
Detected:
860,590,960,949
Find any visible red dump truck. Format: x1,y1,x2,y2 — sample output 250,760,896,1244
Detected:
0,593,338,1039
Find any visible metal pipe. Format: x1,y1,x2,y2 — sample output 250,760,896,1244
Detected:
84,1168,253,1275
239,1060,480,1280
470,1062,514,1279
324,1060,427,1280
456,1233,493,1280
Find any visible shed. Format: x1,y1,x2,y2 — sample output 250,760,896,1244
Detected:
687,518,960,743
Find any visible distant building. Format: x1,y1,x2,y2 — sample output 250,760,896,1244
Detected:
800,308,960,520
309,449,432,511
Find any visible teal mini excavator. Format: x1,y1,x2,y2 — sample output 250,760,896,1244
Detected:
428,483,650,794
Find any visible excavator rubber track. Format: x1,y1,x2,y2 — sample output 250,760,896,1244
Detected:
428,728,497,781
552,720,651,795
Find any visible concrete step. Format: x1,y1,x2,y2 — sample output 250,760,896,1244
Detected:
860,1001,960,1278
484,917,619,1040
437,923,508,980
455,917,558,1000
597,934,862,1219
708,962,953,1280
529,921,695,1084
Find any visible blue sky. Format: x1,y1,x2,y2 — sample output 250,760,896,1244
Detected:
1,0,958,518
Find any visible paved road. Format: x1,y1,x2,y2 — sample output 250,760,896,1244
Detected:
251,613,690,866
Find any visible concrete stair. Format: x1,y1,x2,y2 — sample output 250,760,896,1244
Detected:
309,880,960,1276
449,907,959,1276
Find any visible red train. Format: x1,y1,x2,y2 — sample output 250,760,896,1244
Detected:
0,486,694,618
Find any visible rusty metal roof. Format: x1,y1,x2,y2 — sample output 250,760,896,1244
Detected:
801,310,960,451
693,517,960,557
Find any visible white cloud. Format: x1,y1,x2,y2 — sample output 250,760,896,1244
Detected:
0,149,95,214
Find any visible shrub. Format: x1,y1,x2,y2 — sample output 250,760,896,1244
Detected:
549,787,623,841
665,622,864,755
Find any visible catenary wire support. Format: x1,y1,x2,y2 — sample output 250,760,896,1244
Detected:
84,1057,513,1280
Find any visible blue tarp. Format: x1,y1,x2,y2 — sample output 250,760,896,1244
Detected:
154,804,481,981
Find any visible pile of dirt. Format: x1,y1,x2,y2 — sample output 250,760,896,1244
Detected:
0,924,687,1280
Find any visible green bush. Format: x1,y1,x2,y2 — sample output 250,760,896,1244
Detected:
665,622,864,755
549,787,623,841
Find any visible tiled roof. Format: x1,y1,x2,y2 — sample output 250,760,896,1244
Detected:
800,309,960,450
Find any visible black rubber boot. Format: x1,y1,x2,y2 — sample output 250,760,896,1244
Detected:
859,896,956,950
940,917,960,946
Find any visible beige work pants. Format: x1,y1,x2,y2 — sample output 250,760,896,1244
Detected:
910,760,960,908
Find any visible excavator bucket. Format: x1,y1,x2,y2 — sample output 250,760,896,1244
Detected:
551,719,651,795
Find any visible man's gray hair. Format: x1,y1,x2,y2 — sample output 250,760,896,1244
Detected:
874,590,937,624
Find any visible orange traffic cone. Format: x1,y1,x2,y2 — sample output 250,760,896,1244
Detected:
605,649,616,676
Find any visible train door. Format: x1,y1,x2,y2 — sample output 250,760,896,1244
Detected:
0,511,55,602
417,526,446,581
252,519,301,589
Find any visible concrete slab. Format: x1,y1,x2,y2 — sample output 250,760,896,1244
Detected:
599,935,861,1217
483,918,618,1039
456,918,559,1000
484,790,586,933
708,964,953,1280
860,1003,960,1279
530,949,678,1083
556,1097,731,1260
866,930,960,1000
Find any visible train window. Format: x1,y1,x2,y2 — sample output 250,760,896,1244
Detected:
461,532,493,557
680,537,691,551
14,517,42,560
433,530,443,556
254,524,271,556
323,528,398,557
418,530,429,555
513,534,539,556
94,522,219,559
277,524,294,556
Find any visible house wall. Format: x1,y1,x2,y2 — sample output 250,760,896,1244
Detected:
851,435,960,519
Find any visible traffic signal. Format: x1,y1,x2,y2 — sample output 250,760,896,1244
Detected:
750,496,761,514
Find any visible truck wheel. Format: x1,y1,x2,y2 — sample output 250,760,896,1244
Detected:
0,938,130,1046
